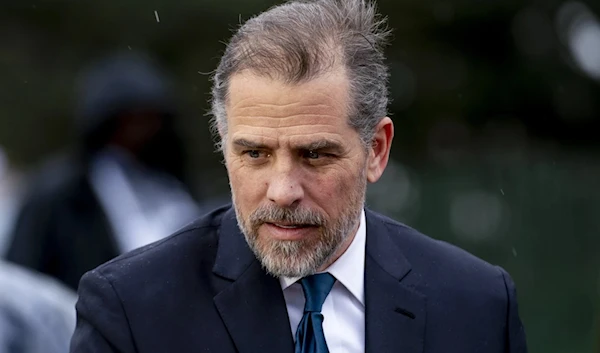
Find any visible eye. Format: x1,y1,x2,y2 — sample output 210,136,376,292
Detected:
242,150,270,162
246,150,261,159
305,150,320,159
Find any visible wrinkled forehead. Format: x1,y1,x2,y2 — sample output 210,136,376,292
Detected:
225,69,351,125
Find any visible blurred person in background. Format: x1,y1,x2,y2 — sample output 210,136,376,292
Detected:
71,1,527,352
0,146,25,257
5,51,201,290
0,259,76,353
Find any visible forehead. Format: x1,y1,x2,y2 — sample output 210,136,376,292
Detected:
226,70,351,131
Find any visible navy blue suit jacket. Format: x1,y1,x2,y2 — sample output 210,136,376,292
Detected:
71,205,527,353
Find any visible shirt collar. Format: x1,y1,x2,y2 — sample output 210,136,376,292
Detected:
279,209,366,305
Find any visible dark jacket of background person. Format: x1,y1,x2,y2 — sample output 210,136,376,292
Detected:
0,260,76,353
5,52,200,290
70,206,527,353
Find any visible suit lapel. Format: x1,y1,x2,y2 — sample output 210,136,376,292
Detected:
211,207,426,353
364,210,426,353
213,208,295,353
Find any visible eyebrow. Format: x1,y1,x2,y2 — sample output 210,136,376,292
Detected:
231,138,344,153
296,139,344,153
232,138,269,150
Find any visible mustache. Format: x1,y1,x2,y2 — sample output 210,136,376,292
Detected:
249,205,326,226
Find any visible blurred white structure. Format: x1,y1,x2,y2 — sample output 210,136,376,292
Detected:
0,147,25,256
0,260,76,353
557,2,600,81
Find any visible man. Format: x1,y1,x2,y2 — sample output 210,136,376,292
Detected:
6,52,200,289
71,1,527,352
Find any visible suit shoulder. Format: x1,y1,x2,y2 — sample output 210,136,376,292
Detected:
88,205,231,284
372,212,511,317
372,211,502,281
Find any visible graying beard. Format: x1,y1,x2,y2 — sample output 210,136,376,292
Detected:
235,204,361,278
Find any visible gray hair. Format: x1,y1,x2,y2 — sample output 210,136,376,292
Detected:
210,0,391,151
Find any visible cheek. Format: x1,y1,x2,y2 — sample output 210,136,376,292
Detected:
227,163,268,204
306,173,353,210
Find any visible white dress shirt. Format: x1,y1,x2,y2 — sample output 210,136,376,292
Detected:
280,209,366,353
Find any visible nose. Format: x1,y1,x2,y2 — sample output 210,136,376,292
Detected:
266,160,304,208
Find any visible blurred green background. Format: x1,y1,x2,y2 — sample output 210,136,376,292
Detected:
0,0,599,352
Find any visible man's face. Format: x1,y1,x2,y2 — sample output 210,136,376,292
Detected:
223,70,369,278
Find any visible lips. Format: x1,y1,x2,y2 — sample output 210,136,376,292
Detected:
262,222,318,240
270,223,312,229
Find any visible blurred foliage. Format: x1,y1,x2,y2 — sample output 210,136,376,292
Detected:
0,0,599,352
367,150,600,353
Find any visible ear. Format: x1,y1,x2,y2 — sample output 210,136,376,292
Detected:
366,117,394,183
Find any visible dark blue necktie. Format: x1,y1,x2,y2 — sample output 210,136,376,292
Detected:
294,273,336,353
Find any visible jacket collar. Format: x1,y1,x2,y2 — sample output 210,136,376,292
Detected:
211,206,426,353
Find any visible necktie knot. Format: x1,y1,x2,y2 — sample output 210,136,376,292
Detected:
300,273,336,313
